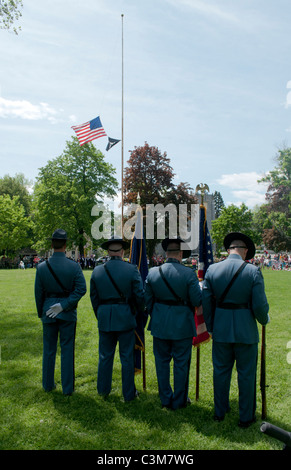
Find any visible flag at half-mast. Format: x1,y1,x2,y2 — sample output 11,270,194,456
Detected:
129,204,148,375
106,137,121,151
193,204,214,347
72,116,107,146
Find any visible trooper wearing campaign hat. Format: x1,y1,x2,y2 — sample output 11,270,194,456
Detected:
90,236,144,401
201,232,270,427
144,236,202,410
34,229,87,395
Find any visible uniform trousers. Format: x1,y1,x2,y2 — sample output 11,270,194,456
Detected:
153,337,192,410
97,329,136,401
212,342,258,422
42,319,76,395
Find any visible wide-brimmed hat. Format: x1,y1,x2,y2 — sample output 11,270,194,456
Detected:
49,229,68,240
223,232,255,260
101,236,130,251
162,236,191,258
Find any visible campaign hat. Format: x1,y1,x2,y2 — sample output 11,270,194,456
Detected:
223,232,255,260
49,229,68,240
162,236,191,258
101,236,130,251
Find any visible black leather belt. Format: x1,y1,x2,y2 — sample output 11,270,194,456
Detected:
217,302,249,310
46,293,70,298
155,299,188,306
99,298,128,305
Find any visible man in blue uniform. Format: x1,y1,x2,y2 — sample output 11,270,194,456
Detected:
144,237,202,410
90,236,144,402
202,232,270,427
34,229,87,395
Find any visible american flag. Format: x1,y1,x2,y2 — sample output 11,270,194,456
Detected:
71,116,107,146
193,204,213,347
129,205,148,385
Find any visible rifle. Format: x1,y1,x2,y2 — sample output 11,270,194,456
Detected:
260,325,268,419
261,422,291,451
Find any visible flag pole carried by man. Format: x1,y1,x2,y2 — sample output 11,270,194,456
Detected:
193,184,213,400
129,198,148,390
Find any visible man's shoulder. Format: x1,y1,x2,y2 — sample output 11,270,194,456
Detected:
60,256,80,267
146,265,159,279
205,259,226,276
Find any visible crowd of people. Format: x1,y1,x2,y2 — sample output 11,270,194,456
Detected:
212,252,291,271
1,244,290,271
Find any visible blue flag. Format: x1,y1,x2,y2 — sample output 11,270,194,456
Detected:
106,137,121,151
198,205,214,281
129,205,148,376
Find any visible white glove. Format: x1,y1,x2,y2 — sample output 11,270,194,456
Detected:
46,303,63,318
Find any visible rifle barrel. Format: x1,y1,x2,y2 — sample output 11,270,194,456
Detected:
261,422,291,449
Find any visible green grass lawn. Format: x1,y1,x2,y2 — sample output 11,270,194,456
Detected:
0,268,290,451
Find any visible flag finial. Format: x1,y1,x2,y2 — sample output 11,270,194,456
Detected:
196,183,209,205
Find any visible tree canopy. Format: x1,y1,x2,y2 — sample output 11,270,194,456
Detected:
257,147,291,251
0,173,32,216
210,203,260,253
0,194,32,256
33,137,118,255
0,0,23,34
123,142,198,261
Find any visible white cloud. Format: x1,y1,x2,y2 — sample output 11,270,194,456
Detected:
285,81,291,108
217,172,269,208
0,97,63,124
69,115,77,123
285,91,291,109
165,0,238,23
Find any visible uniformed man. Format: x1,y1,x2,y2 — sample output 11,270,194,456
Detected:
202,232,270,427
34,229,87,395
144,237,202,410
90,236,144,402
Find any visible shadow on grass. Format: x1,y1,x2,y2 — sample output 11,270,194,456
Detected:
49,388,287,450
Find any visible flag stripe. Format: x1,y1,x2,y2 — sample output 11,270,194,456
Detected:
197,323,207,335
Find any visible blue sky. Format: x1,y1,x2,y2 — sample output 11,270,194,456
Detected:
1,0,291,208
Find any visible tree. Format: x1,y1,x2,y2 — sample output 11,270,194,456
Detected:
123,142,198,261
210,203,259,254
213,190,225,218
0,195,32,256
0,0,23,34
0,173,32,216
258,147,291,251
33,137,118,255
124,142,175,205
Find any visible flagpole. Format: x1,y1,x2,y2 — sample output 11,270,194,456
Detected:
121,13,124,237
195,183,211,401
